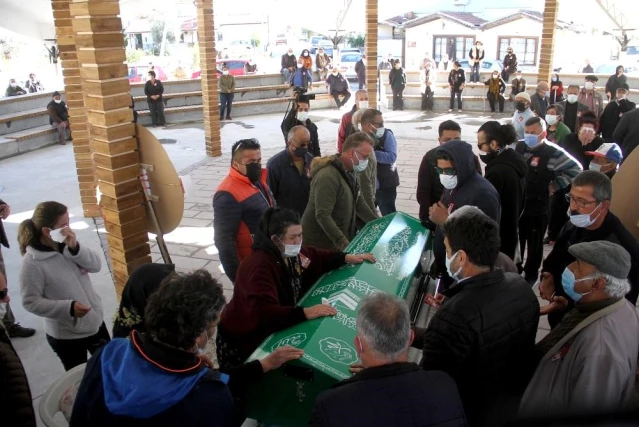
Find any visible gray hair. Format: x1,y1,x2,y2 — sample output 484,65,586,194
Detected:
287,125,309,143
448,205,485,221
537,81,549,91
572,170,612,202
356,293,410,360
352,109,365,131
595,272,630,298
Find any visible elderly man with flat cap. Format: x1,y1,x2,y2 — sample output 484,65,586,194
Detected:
520,240,639,419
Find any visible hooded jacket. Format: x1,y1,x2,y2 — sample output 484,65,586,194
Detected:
433,141,501,273
600,98,636,141
220,229,345,358
482,148,528,260
70,331,240,427
19,243,103,340
613,108,639,161
301,155,378,250
112,263,175,338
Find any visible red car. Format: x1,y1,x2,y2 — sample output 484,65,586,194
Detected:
128,65,168,83
191,59,248,78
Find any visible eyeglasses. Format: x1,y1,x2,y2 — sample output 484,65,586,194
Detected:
434,166,456,176
0,289,7,299
565,194,598,209
354,150,369,161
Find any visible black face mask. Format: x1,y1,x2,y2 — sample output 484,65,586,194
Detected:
515,102,527,112
293,147,308,157
480,151,499,164
244,163,262,184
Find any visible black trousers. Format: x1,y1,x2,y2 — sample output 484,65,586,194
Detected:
518,213,549,281
376,187,397,216
547,187,570,240
487,92,505,112
421,87,434,110
147,100,165,126
46,322,111,371
391,87,404,110
331,90,351,108
449,90,463,110
220,92,234,118
501,70,511,82
357,77,365,89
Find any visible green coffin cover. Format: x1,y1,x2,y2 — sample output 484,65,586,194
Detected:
245,212,429,426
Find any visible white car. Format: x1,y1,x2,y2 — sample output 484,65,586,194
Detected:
337,52,363,79
228,40,254,58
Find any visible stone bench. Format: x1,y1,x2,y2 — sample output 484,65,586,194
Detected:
0,124,58,160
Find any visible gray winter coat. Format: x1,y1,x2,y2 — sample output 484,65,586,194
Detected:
520,298,639,418
20,244,103,340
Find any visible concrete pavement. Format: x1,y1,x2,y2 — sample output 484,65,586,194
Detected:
0,107,552,425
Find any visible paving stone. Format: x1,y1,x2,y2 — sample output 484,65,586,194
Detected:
192,246,220,260
179,217,213,227
169,255,210,270
194,210,214,220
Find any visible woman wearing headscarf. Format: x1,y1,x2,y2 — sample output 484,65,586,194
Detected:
112,263,175,338
605,65,627,101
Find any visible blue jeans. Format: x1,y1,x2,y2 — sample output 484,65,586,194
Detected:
220,92,234,118
376,187,397,216
470,62,480,82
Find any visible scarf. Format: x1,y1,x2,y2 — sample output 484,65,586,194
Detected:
488,77,501,96
536,297,620,357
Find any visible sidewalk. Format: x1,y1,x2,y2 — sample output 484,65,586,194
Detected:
0,108,552,425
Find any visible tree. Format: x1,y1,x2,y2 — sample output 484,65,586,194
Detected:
613,30,637,51
150,19,175,50
347,34,365,48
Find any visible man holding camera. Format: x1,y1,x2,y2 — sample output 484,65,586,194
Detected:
281,94,321,157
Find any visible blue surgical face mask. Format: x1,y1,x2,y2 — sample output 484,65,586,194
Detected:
561,268,593,302
352,151,368,173
445,251,462,282
373,125,385,139
568,203,602,228
524,133,541,148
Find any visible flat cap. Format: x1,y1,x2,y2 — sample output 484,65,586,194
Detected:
515,92,531,102
568,241,631,279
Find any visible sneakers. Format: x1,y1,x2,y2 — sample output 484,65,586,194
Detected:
448,109,452,113
458,109,463,113
7,324,36,338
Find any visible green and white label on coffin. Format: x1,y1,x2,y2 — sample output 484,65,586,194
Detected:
246,212,429,426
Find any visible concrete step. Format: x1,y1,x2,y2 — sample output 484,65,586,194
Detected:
384,94,517,113
382,82,535,98
135,95,335,126
0,91,62,115
0,124,58,160
0,107,50,136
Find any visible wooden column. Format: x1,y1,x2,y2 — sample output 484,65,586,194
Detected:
52,0,98,217
196,0,222,157
70,0,151,296
538,0,559,83
365,0,379,108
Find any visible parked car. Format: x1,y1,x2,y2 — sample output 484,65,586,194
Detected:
337,52,363,79
228,40,254,58
191,59,248,79
340,48,362,54
595,63,639,77
310,37,329,54
128,65,168,83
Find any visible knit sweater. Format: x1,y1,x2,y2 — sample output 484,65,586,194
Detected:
19,244,104,340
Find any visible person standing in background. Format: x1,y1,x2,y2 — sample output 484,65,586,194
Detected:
300,49,313,70
5,78,27,97
355,54,366,89
219,64,235,121
468,41,484,83
582,59,594,74
549,73,564,104
544,104,571,145
144,70,165,127
0,200,35,338
558,85,589,133
448,61,465,113
438,54,451,71
389,60,406,111
530,82,550,118
512,92,535,140
600,83,635,143
337,90,368,153
605,65,627,101
578,75,604,118
501,46,518,82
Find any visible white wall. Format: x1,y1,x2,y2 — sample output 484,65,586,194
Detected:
404,19,477,69
378,24,394,41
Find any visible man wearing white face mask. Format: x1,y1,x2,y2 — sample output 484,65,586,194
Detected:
539,171,639,329
47,91,70,145
325,66,351,109
521,241,639,420
302,133,378,250
578,75,604,118
515,117,582,285
428,140,501,288
558,85,588,133
360,109,400,215
416,207,539,427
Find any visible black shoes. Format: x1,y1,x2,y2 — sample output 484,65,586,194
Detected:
7,324,36,338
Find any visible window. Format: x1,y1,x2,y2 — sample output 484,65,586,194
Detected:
433,35,475,62
497,37,538,66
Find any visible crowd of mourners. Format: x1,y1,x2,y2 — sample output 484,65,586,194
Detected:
1,60,639,427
